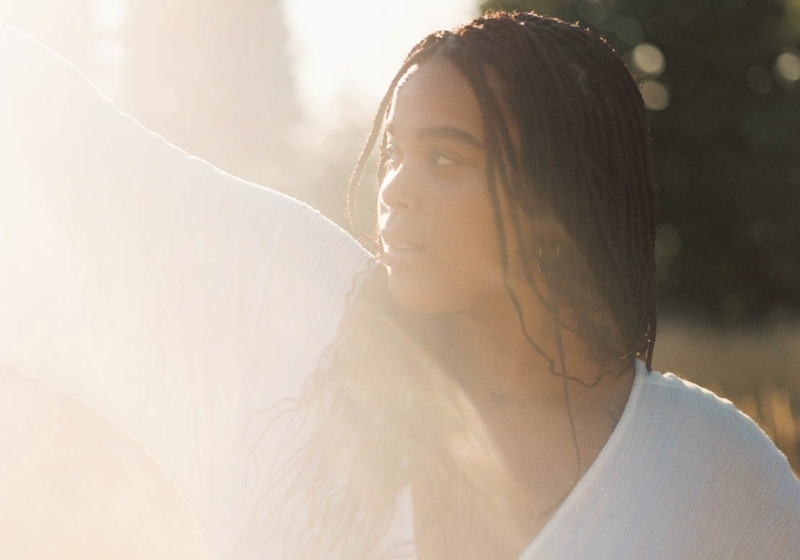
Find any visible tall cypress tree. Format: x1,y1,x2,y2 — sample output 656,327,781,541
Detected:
123,0,300,191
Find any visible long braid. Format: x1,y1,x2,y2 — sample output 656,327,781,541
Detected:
437,13,657,364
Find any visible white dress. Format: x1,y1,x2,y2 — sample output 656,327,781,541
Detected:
0,21,372,560
1,22,798,560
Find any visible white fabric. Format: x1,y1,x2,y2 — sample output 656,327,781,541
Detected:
521,361,800,559
1,22,798,560
0,22,372,559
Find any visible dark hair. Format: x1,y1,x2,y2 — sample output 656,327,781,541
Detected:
350,11,657,367
260,11,657,560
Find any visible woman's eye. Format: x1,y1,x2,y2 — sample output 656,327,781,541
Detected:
429,152,460,168
384,145,403,169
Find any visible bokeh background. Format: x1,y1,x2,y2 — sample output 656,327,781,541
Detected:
1,0,797,539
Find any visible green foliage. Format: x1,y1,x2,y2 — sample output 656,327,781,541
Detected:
480,0,800,323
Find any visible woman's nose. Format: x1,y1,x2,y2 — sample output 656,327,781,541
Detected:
377,164,421,214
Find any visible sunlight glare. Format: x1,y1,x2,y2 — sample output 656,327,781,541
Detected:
775,51,800,85
632,43,665,78
92,0,126,32
639,80,670,111
280,0,476,126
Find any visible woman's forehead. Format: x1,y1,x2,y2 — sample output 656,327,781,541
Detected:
386,57,485,141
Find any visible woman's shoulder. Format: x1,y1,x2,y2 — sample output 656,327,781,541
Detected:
627,368,800,537
559,366,800,558
518,365,800,559
633,368,794,478
637,369,781,457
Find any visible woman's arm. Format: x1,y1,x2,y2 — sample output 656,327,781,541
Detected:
0,22,371,558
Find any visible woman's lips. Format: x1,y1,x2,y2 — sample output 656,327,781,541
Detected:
382,243,427,264
380,233,427,268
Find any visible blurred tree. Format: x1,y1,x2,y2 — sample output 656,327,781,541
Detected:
0,1,302,196
0,1,95,70
481,0,800,323
122,0,301,193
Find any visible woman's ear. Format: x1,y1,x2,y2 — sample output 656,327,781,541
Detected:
503,213,570,316
527,217,627,361
524,216,572,286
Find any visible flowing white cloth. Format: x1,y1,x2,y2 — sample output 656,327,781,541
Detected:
0,22,373,559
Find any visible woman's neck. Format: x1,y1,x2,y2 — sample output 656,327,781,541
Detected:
411,302,637,560
440,295,632,409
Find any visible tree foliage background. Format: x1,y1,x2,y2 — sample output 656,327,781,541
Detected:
483,0,800,324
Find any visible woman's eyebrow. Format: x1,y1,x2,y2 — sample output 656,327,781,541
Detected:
417,126,485,149
386,124,485,149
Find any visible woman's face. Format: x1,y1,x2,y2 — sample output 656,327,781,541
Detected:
378,56,519,315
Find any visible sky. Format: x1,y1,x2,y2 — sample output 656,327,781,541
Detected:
83,0,477,126
280,0,478,126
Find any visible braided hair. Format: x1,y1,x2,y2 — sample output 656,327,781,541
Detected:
351,11,656,367
259,11,657,560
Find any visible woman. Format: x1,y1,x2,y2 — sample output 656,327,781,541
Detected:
264,13,799,560
0,10,798,560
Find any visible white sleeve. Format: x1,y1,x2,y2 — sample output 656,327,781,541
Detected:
0,22,371,558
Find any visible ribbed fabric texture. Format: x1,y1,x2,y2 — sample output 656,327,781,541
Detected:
520,363,800,559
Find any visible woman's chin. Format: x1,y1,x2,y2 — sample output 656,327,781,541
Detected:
386,272,455,315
